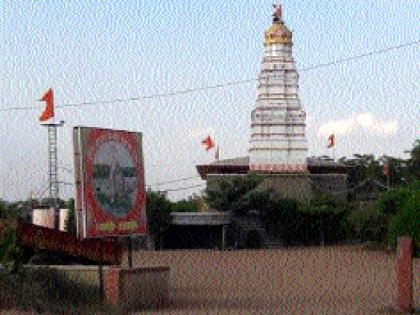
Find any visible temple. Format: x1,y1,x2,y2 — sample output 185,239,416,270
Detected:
196,4,348,203
250,3,307,173
182,4,349,248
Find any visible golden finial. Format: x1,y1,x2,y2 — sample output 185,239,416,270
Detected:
264,2,292,46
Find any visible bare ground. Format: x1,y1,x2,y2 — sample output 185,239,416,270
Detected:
130,246,420,315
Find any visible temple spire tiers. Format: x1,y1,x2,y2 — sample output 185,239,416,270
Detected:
250,5,308,173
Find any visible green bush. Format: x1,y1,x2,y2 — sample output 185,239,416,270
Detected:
347,204,388,243
0,268,108,313
388,189,420,255
146,190,172,249
0,222,24,274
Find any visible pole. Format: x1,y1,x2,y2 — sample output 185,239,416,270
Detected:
43,120,64,230
99,241,104,301
127,236,133,268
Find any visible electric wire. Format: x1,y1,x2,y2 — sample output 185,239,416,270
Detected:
1,40,418,113
157,183,206,193
147,175,202,187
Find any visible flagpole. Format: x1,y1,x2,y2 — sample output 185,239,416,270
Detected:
43,120,65,230
39,88,65,230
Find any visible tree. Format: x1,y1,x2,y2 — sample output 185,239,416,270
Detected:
0,199,8,219
304,194,347,246
146,190,172,249
65,198,76,235
0,200,24,273
0,221,25,274
260,196,301,245
171,197,200,213
388,181,420,254
205,173,263,215
406,139,420,182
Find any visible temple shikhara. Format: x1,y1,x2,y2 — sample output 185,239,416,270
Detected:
250,4,307,173
196,4,348,203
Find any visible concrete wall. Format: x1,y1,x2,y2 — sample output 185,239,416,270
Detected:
105,266,170,312
17,264,170,311
207,174,312,203
207,173,347,203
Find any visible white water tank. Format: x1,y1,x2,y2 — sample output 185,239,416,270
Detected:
32,208,69,231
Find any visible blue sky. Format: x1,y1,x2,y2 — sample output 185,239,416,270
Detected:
1,0,419,201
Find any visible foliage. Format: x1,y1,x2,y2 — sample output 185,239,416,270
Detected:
205,173,263,215
347,204,385,242
146,190,172,249
0,268,108,313
0,222,24,274
0,200,7,219
171,197,200,212
65,198,76,235
303,194,348,245
406,139,420,181
388,181,420,252
260,196,300,244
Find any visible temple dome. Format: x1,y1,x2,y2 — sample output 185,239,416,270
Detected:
264,22,292,46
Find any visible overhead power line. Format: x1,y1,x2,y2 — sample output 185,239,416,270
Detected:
157,183,206,193
1,40,418,113
147,175,202,187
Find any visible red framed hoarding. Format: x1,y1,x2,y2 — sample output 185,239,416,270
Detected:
74,127,147,238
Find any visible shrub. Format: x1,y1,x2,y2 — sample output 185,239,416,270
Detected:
388,189,420,255
0,268,107,313
0,221,25,274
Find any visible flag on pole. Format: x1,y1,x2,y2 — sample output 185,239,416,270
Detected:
383,160,389,176
39,88,54,122
327,134,335,148
215,146,220,160
201,136,215,151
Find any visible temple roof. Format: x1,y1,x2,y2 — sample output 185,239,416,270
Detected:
196,156,348,179
209,156,249,166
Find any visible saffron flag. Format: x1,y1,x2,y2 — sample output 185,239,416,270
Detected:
215,146,220,160
327,134,335,148
383,161,389,176
39,88,54,122
202,136,215,151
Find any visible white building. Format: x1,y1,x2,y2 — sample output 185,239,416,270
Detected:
249,4,308,173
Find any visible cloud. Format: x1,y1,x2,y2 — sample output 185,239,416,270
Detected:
186,127,215,140
317,112,398,137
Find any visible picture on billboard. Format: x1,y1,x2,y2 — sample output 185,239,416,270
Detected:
73,127,147,238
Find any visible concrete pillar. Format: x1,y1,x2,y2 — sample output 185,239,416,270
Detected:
396,236,413,313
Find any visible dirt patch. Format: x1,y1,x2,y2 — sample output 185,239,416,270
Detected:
130,246,419,314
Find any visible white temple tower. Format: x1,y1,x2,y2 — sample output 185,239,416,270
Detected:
249,4,308,173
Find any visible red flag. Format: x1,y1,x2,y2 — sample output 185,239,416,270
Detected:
39,88,54,122
215,146,220,160
202,136,215,151
383,161,389,176
327,134,335,148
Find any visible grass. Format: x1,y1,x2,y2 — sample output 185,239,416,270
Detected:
0,267,112,314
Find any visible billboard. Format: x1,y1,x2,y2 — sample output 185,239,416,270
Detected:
73,127,147,238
